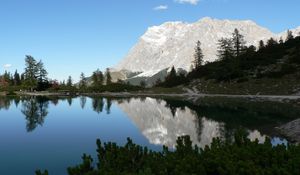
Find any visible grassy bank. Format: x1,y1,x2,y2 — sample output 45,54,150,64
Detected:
184,74,300,95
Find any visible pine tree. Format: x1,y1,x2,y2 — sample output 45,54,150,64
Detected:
79,72,87,89
217,38,234,60
105,68,112,85
14,70,21,86
163,66,177,87
258,40,265,50
286,30,294,41
193,41,204,70
3,71,11,84
169,66,177,80
21,73,25,83
266,37,278,47
92,69,104,86
67,76,73,87
24,55,38,91
232,29,246,57
37,60,48,84
279,37,284,44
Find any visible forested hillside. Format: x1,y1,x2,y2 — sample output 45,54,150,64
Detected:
157,30,300,95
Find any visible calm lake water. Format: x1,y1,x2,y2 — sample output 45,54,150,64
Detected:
0,96,299,175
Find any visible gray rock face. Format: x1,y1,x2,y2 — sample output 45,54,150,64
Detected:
115,17,300,74
279,119,300,142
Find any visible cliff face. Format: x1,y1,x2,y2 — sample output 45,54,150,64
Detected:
115,17,287,73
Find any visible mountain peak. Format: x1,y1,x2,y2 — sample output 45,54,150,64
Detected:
198,16,214,22
197,17,256,25
115,18,297,73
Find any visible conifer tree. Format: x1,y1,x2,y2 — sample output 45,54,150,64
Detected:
232,28,246,57
286,30,294,41
37,60,48,84
14,70,21,86
193,41,204,70
266,37,278,47
105,68,112,85
164,66,177,87
258,40,265,50
92,69,104,86
217,38,234,60
24,55,38,91
279,37,284,44
79,72,87,89
67,76,73,87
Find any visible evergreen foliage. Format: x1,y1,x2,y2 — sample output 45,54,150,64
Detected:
105,68,112,85
217,38,234,61
24,55,39,91
193,40,204,69
79,73,87,90
37,129,300,175
156,66,188,87
232,28,246,57
92,69,104,87
67,76,73,87
187,32,300,82
286,30,294,41
258,40,265,50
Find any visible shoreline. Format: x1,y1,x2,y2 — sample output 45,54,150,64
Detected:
7,91,300,100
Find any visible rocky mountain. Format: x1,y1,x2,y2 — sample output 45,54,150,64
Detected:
114,17,299,82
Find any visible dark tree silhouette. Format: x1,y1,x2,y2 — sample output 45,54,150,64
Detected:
80,96,87,109
21,97,49,132
105,98,112,114
258,40,265,50
286,30,294,41
79,73,87,90
232,28,246,57
92,97,104,114
105,68,112,85
217,38,234,60
193,40,204,70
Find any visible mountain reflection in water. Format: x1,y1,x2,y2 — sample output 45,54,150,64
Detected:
116,97,274,148
0,96,295,174
0,96,293,148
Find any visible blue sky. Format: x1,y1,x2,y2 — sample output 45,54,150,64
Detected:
0,0,299,81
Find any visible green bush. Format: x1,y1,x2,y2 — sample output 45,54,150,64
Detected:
37,129,300,175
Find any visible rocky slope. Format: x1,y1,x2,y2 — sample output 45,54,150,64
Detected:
115,17,299,78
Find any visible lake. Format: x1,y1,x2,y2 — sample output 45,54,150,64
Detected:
0,96,299,175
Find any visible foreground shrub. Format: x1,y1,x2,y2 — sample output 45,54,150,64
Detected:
37,130,300,175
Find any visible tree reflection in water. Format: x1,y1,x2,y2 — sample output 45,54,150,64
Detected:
21,97,49,132
0,97,12,110
92,97,104,113
1,96,298,147
105,98,112,114
67,97,73,106
80,96,87,109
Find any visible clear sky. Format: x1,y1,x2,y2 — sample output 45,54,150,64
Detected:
0,0,299,81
